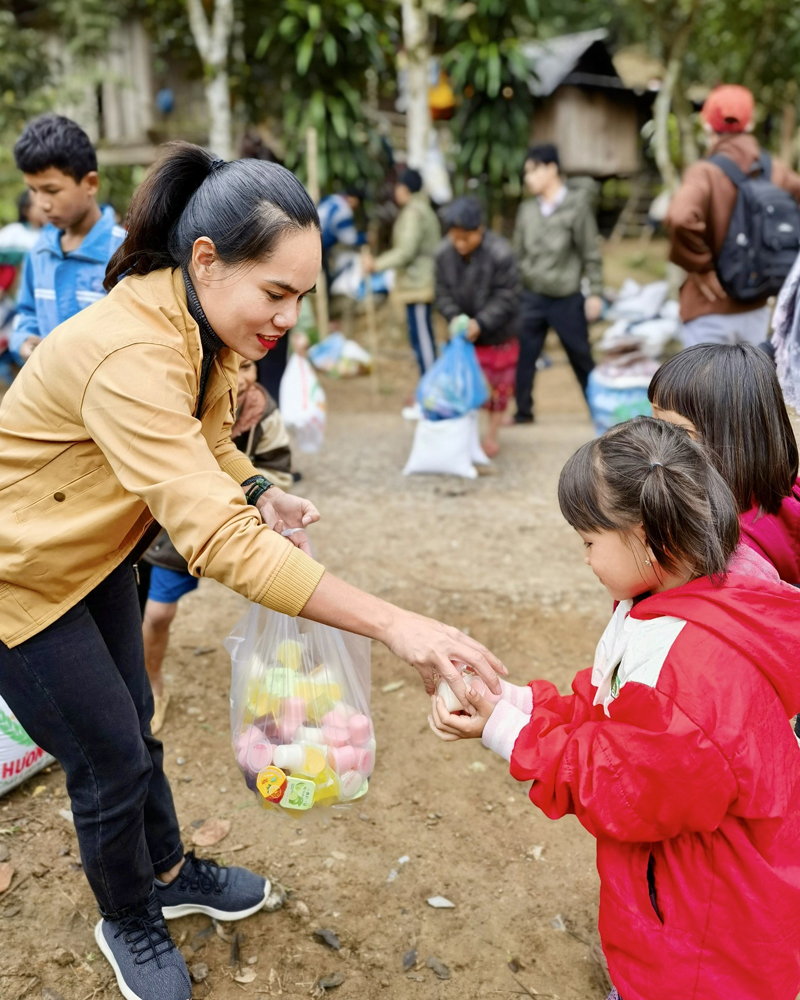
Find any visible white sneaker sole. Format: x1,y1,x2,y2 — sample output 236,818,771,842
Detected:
160,878,271,922
94,919,191,1000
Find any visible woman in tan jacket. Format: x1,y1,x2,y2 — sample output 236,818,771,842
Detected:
0,144,502,1000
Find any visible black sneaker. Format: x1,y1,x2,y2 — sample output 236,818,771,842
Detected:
94,894,191,1000
513,413,534,425
156,851,270,921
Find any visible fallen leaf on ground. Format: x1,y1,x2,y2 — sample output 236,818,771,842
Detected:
381,680,405,693
426,895,455,909
313,928,341,950
233,968,256,984
32,785,47,798
426,956,450,980
317,972,345,991
192,819,231,847
0,863,14,893
402,948,418,971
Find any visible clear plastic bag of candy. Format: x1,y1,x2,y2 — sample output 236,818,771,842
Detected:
225,605,373,815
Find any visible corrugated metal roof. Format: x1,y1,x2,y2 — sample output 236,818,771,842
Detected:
522,29,612,97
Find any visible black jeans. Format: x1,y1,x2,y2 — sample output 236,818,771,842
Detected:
515,290,595,419
0,562,183,918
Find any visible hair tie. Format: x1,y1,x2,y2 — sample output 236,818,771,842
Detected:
650,461,663,470
208,157,226,174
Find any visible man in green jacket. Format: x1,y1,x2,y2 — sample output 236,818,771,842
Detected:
513,144,603,422
364,168,441,374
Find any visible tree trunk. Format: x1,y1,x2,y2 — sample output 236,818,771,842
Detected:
206,69,232,159
651,5,697,193
402,0,430,170
780,84,798,168
185,0,234,160
674,86,699,168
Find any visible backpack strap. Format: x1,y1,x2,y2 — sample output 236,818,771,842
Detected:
708,153,749,188
709,152,772,187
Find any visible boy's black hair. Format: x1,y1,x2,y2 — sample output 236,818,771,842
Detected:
14,114,98,181
525,143,560,171
444,196,484,232
397,167,423,193
648,343,798,516
17,190,32,223
558,416,739,580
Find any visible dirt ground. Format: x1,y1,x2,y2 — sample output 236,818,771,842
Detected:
0,338,619,1000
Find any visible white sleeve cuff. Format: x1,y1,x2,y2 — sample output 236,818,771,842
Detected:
499,678,533,714
482,700,530,762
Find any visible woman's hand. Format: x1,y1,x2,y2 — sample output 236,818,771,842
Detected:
381,608,506,706
428,686,495,741
255,487,319,557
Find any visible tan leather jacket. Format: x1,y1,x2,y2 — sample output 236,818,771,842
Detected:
0,267,324,647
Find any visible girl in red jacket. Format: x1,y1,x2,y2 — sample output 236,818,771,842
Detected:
430,417,800,1000
648,343,800,585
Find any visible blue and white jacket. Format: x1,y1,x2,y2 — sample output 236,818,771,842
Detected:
318,194,366,252
10,206,126,355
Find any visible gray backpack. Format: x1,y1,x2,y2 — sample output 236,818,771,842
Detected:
710,152,800,302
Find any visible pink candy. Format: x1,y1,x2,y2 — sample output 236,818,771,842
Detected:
237,738,273,773
322,725,350,747
321,710,349,730
283,697,307,722
355,746,374,776
280,718,301,743
328,745,357,773
348,714,372,746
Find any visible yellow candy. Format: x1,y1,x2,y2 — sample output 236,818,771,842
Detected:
298,746,326,778
307,693,336,724
293,678,315,701
246,669,296,717
277,639,304,671
256,765,287,802
312,767,340,806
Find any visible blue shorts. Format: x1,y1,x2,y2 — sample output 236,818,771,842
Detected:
147,565,199,605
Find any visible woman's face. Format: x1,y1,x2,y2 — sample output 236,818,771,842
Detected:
190,227,321,361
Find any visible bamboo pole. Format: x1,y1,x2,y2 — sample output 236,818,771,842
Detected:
306,126,329,339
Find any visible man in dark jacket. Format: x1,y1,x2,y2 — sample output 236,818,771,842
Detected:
435,197,521,456
513,143,603,423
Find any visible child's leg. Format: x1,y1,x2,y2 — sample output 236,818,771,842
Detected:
483,410,504,457
406,302,437,375
142,598,179,698
0,562,183,916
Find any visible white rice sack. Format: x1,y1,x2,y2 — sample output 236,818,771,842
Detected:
0,695,54,798
403,415,478,479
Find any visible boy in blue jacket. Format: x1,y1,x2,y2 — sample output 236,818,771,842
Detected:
10,114,126,363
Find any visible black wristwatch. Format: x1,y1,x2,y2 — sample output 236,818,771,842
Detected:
242,475,273,506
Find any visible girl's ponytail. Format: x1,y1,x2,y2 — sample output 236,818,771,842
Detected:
105,141,319,291
559,416,740,580
105,142,217,289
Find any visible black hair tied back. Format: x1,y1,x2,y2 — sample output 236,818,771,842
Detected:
558,416,740,580
105,141,320,290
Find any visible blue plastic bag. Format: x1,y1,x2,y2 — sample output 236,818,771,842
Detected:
586,367,653,435
416,317,489,420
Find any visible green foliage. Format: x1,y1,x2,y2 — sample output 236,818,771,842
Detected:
442,0,538,209
251,0,399,189
0,11,52,138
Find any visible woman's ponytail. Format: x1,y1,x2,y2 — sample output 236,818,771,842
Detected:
558,416,740,580
105,142,218,289
105,141,319,291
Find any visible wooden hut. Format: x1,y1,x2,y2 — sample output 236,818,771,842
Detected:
522,30,647,178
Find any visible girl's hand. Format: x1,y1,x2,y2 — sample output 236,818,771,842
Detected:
255,487,320,556
428,686,496,741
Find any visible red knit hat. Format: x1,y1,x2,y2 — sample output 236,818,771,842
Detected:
701,85,754,134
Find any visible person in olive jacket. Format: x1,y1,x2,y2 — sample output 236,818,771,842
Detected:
435,197,521,456
513,144,603,422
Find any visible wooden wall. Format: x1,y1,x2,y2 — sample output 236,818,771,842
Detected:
530,86,641,178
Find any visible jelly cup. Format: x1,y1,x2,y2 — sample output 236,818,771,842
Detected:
322,725,350,748
328,745,357,773
348,714,372,747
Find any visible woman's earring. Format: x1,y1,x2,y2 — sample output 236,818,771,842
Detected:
645,558,652,566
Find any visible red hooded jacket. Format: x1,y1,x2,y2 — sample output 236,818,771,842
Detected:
484,576,800,1000
739,477,800,586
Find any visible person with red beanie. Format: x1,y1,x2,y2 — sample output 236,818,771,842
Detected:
667,84,800,346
